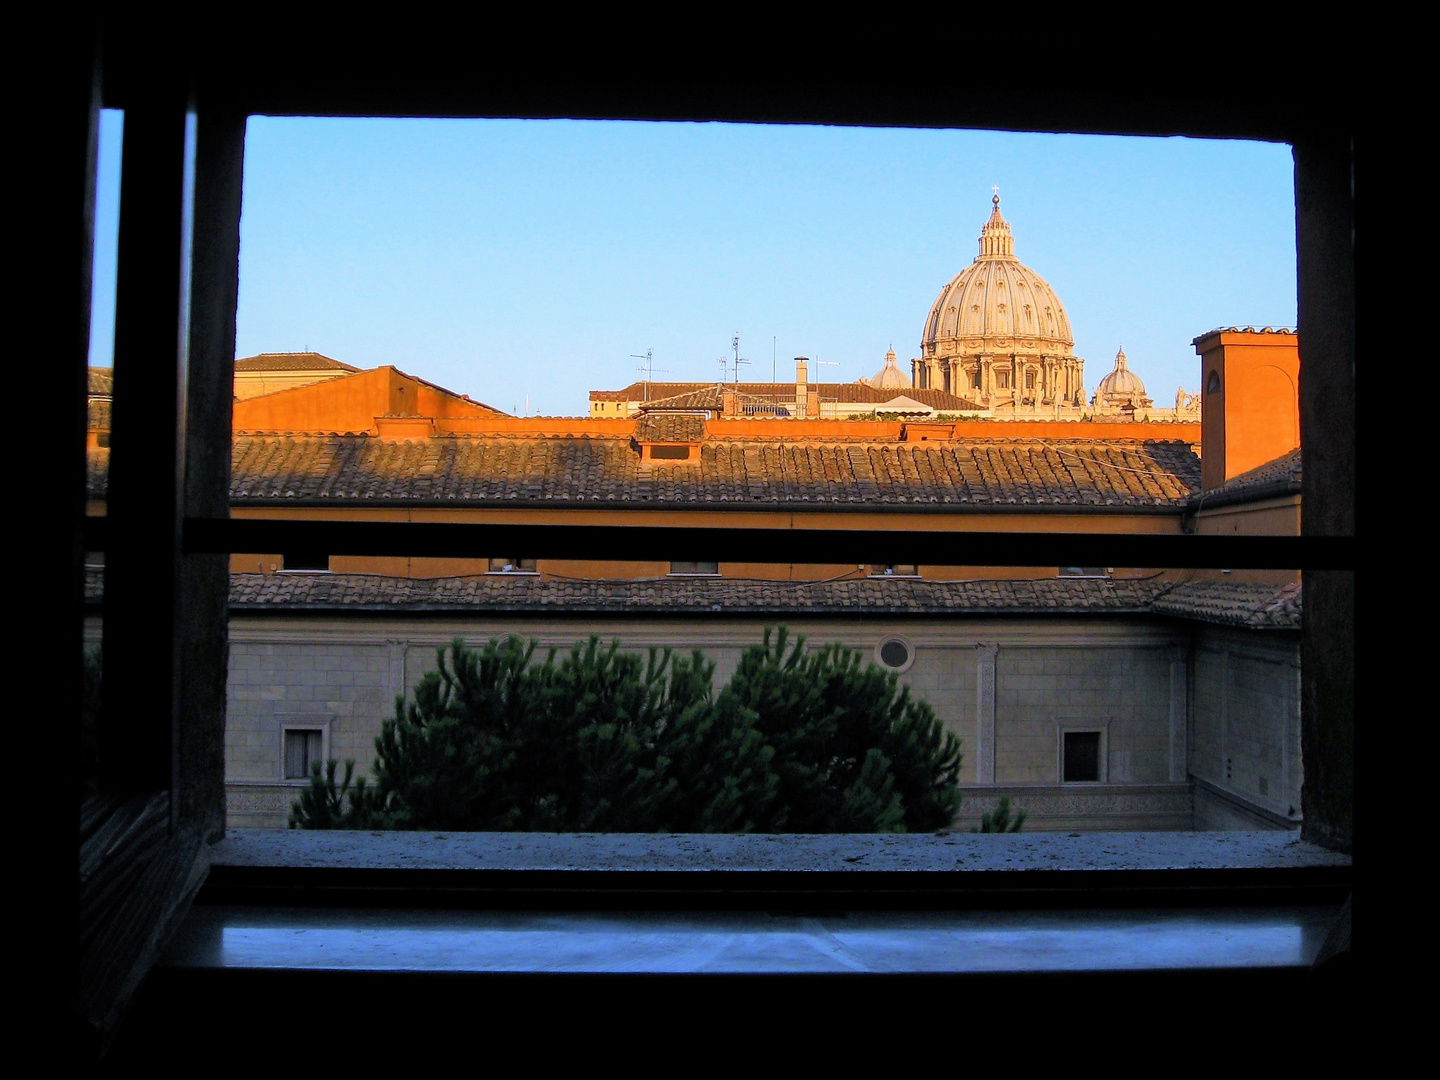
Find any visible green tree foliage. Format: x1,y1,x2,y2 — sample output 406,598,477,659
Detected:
292,627,962,833
972,794,1026,833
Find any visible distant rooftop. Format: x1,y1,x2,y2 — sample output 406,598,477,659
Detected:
80,568,1302,628
234,352,360,373
1191,326,1296,345
593,380,983,412
1151,580,1301,629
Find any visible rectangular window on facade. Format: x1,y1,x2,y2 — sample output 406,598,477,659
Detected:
996,371,1010,389
1062,730,1103,783
487,558,537,573
669,561,719,575
283,728,325,780
281,553,330,572
871,564,919,576
1059,567,1110,578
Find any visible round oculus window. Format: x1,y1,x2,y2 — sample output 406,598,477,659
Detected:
878,638,912,670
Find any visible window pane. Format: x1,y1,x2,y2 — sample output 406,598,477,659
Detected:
204,117,1304,835
283,731,309,779
1063,732,1101,783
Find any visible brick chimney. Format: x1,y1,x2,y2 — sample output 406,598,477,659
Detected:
1192,327,1299,490
795,357,809,418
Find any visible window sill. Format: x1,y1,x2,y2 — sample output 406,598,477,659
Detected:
166,830,1348,980
200,829,1349,905
165,898,1341,977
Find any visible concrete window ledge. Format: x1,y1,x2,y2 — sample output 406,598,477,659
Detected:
209,827,1350,878
163,830,1351,979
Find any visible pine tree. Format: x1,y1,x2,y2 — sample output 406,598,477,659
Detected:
290,627,962,833
972,795,1027,833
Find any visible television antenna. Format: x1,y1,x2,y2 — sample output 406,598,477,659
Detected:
726,332,751,384
631,349,669,402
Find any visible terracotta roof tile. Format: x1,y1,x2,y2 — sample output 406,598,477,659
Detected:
88,367,114,396
92,434,1200,509
82,568,1299,629
234,352,360,372
594,380,981,412
636,413,706,442
1151,580,1302,628
1209,448,1302,498
223,572,1169,615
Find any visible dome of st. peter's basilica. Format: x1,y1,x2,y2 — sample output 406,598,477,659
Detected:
912,195,1085,409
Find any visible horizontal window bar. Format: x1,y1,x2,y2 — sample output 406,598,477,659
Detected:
80,518,1351,570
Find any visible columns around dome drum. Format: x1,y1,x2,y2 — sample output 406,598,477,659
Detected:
911,351,1084,412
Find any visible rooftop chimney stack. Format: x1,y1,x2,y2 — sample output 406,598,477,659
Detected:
1191,327,1299,490
795,357,809,418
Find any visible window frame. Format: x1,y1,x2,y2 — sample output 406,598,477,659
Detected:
75,64,1354,902
279,722,329,783
870,564,920,578
668,560,720,576
278,553,330,573
486,557,538,574
875,635,915,673
1057,721,1110,784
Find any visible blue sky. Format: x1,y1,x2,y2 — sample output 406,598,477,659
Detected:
90,113,1296,417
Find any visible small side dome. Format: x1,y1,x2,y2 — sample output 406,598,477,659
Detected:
1096,347,1146,397
869,347,911,390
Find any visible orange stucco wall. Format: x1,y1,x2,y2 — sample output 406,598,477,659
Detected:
231,504,1186,533
229,503,1189,582
1195,331,1299,490
232,367,503,434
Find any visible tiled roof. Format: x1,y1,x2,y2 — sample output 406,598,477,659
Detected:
1192,326,1295,344
234,352,359,372
88,367,114,396
636,413,706,442
224,434,1200,508
1151,580,1302,629
1200,448,1302,504
594,380,982,412
88,398,111,431
224,572,1169,615
82,568,1298,628
637,386,790,415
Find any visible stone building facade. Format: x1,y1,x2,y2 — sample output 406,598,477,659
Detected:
208,577,1297,832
